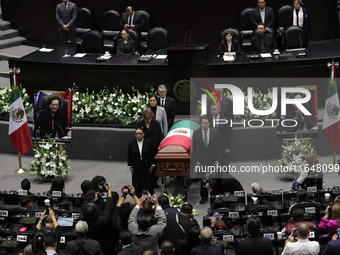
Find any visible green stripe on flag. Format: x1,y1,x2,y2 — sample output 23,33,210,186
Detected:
10,86,21,103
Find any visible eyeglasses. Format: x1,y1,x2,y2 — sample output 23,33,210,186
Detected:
51,104,59,107
135,133,143,135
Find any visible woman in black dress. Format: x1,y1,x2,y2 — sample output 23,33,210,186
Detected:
36,94,68,138
116,29,135,55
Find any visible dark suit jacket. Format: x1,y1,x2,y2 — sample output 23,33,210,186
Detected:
116,39,135,55
190,243,224,255
136,119,162,156
209,114,232,151
65,237,103,255
35,109,68,138
157,96,176,130
128,138,154,169
321,239,340,255
120,11,144,32
251,7,275,29
218,40,242,55
56,1,77,31
78,197,114,245
251,33,277,53
236,236,274,255
191,128,220,167
165,213,199,244
286,7,310,34
117,244,143,255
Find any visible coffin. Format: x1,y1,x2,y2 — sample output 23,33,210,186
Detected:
154,120,200,177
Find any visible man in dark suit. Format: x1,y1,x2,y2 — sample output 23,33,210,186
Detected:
209,103,232,166
117,230,143,255
128,128,155,197
190,227,224,255
157,84,176,130
191,116,221,204
65,220,104,255
251,23,277,53
120,6,145,33
165,204,199,245
236,217,274,255
56,0,77,46
207,87,233,121
251,0,275,29
321,237,340,255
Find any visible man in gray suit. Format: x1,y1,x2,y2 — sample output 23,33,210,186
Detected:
56,0,77,46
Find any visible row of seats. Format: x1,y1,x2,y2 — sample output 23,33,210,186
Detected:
222,25,307,52
71,8,153,54
78,27,168,55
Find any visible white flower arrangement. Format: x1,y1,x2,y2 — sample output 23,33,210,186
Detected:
164,189,199,215
29,140,71,179
0,85,32,118
278,134,317,177
70,86,154,125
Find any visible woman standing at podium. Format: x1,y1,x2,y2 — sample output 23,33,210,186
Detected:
116,29,135,55
218,30,241,56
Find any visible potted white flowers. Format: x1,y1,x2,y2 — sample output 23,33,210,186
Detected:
278,134,317,178
29,140,71,179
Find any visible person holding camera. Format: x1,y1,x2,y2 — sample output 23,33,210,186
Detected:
318,203,340,240
128,193,166,254
79,183,114,254
281,223,319,255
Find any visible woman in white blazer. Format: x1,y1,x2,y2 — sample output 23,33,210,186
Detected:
144,94,168,137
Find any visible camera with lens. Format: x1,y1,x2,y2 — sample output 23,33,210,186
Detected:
98,181,107,194
122,185,132,194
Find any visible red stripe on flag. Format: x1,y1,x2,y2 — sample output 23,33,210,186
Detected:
159,135,191,152
9,122,32,155
323,121,340,152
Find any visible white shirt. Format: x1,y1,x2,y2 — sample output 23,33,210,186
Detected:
260,7,265,23
137,139,143,159
281,239,320,255
128,12,135,25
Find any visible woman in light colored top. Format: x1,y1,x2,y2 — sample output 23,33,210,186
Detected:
218,30,241,56
144,94,168,137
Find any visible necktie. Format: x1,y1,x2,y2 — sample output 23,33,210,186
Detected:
296,9,299,26
204,131,208,147
162,99,164,107
34,93,38,108
128,17,131,26
64,3,67,13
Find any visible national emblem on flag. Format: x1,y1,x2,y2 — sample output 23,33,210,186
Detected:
322,62,340,152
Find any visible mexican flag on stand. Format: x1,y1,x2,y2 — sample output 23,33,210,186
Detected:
8,68,32,155
322,62,340,152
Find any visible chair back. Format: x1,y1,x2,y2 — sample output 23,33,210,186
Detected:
220,28,242,46
147,27,168,52
284,26,307,49
81,30,103,53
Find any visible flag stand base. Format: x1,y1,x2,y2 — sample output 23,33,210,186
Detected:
14,153,27,174
15,168,27,174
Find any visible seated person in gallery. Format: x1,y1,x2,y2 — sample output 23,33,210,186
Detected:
218,30,241,56
35,94,68,138
283,93,314,132
116,29,135,55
